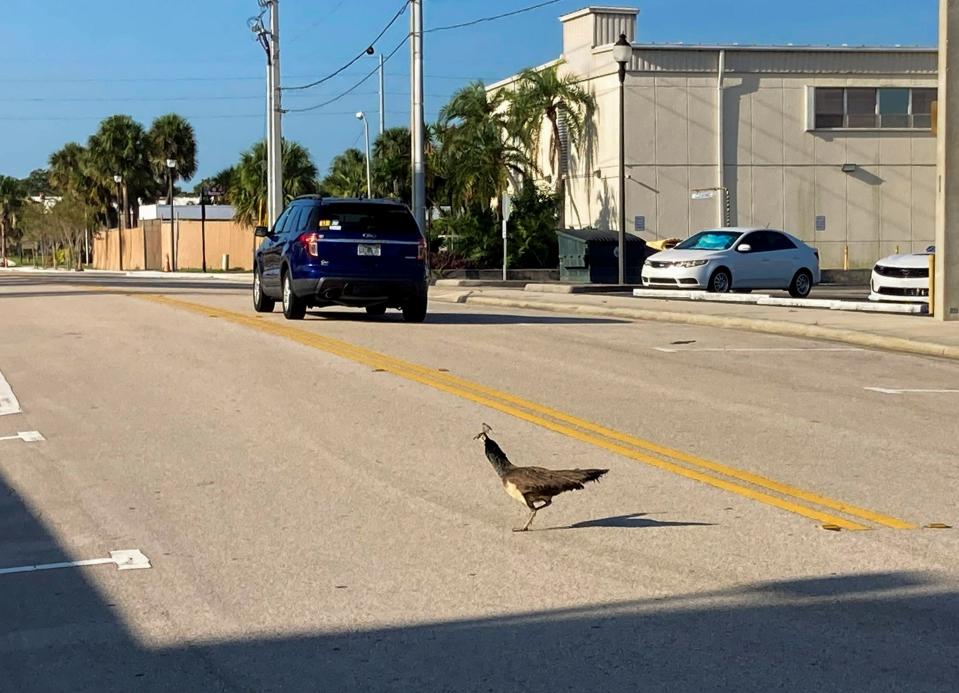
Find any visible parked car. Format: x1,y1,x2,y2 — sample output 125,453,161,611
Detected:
253,196,428,321
641,227,821,297
869,246,934,303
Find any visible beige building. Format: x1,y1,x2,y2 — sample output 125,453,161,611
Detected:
491,6,938,269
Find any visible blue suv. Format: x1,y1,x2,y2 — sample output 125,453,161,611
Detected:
252,197,429,322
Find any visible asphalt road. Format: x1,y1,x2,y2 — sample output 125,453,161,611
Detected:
1,273,957,692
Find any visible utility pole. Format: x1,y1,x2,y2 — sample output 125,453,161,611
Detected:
410,0,426,233
253,1,283,229
935,0,959,320
379,53,386,137
269,1,283,229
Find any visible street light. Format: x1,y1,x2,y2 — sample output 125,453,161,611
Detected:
166,158,177,271
356,111,372,199
113,174,124,271
613,33,632,285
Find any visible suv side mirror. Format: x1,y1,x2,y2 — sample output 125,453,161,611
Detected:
254,226,270,238
737,243,752,253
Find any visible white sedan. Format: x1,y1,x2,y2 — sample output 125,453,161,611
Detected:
641,227,821,297
869,246,933,303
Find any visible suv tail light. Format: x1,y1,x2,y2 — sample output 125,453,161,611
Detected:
417,237,427,261
299,232,321,257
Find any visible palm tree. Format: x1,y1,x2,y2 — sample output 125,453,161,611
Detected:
372,127,411,202
0,175,23,265
437,82,528,215
322,148,368,198
87,115,151,227
507,62,595,228
148,114,198,212
50,143,112,229
230,139,319,227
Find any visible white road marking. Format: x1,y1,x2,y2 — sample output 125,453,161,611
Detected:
654,347,865,353
0,370,22,416
0,431,44,443
864,387,959,395
0,549,151,576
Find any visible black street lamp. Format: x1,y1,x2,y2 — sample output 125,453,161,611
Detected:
113,174,124,271
613,33,632,285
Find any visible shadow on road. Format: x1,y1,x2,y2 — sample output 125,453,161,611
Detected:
3,465,957,691
562,512,715,529
306,310,627,325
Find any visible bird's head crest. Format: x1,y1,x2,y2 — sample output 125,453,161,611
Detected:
473,422,492,441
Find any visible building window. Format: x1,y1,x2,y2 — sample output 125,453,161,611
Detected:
813,86,935,130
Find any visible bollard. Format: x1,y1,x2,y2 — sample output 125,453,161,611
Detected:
928,253,936,317
221,254,229,272
843,244,849,271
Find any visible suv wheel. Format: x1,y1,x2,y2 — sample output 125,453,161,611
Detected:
402,295,427,323
252,267,275,313
788,269,813,298
282,270,306,320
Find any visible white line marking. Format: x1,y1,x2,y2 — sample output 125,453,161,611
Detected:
864,387,959,395
0,370,22,416
0,431,44,443
0,549,151,576
654,347,865,353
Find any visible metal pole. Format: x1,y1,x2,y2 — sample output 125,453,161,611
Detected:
269,0,284,226
502,218,508,281
168,170,175,272
618,61,626,285
716,49,726,227
116,181,124,271
935,0,959,320
379,54,385,137
266,51,275,228
201,194,207,272
411,0,426,233
362,117,372,198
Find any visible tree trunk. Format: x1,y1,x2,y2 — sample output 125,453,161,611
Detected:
122,184,130,229
1,219,6,266
548,111,565,230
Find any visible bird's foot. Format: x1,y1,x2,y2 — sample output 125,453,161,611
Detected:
511,526,529,533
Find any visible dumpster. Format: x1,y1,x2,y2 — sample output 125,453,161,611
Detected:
557,228,648,284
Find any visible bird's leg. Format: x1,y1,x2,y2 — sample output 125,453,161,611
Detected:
514,508,537,532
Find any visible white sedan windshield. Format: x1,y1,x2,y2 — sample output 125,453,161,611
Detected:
675,231,742,251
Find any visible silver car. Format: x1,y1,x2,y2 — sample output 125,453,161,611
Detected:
641,227,821,297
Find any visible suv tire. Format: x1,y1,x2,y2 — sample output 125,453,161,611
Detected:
282,270,307,320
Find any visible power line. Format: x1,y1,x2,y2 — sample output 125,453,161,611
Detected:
283,35,410,114
425,0,563,33
282,0,409,91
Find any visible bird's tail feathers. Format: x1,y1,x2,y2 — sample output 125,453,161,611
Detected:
555,468,609,486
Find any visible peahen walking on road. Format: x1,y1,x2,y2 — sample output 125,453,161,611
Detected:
474,423,608,531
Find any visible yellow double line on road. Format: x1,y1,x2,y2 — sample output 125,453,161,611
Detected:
141,294,916,531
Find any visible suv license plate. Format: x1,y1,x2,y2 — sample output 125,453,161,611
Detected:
357,244,381,257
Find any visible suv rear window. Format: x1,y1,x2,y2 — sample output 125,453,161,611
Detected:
308,204,419,235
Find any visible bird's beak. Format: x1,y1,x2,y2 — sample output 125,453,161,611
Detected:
473,431,486,441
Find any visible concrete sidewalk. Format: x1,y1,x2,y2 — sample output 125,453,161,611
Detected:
430,286,959,360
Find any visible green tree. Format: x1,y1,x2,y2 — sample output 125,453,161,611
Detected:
322,148,368,198
230,139,319,227
20,168,55,197
50,142,112,229
87,115,151,227
372,127,411,202
148,113,198,200
0,175,24,265
437,82,527,214
506,183,558,268
507,62,595,228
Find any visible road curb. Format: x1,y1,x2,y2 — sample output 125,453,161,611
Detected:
432,293,959,361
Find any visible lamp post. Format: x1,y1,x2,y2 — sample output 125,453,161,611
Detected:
356,111,372,198
113,174,124,271
166,158,177,271
613,33,632,286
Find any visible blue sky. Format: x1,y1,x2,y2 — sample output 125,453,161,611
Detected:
1,0,938,184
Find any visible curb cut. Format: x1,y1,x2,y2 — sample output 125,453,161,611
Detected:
432,293,959,361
